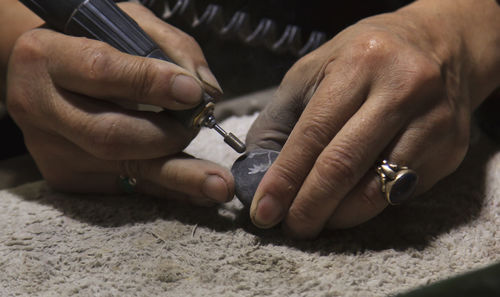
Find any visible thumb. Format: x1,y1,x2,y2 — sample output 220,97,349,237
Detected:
232,88,298,208
245,87,301,152
246,85,308,152
246,52,326,151
235,55,325,207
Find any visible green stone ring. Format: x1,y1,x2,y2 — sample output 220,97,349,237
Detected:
118,175,137,194
376,160,418,205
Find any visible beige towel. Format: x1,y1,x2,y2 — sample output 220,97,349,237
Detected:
0,113,499,297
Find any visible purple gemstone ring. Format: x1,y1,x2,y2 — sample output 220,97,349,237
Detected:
376,160,418,205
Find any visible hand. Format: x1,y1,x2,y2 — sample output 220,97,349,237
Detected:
6,2,233,205
246,0,500,238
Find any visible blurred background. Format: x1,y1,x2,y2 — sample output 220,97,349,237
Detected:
140,0,412,97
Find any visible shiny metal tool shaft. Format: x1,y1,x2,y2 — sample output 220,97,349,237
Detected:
203,115,246,153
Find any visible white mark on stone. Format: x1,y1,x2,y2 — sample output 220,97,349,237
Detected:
248,151,273,175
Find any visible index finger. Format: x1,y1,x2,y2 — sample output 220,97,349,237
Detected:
249,61,371,229
119,2,223,98
39,28,203,110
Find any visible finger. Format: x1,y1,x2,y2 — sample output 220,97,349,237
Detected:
28,128,234,204
137,180,218,207
282,60,448,237
249,61,371,228
245,85,306,152
46,171,221,207
27,28,204,110
118,154,235,203
43,89,194,160
119,2,223,97
282,95,409,238
327,105,469,228
327,174,388,229
245,48,336,151
60,147,234,204
251,50,444,237
115,156,235,204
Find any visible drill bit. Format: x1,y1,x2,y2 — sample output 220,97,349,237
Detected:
203,115,246,153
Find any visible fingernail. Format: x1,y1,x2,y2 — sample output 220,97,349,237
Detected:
196,66,223,97
202,175,230,203
170,74,203,105
251,195,284,228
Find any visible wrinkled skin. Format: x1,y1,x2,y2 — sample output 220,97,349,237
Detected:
6,2,234,205
246,0,500,238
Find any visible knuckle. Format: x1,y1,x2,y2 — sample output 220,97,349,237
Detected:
315,144,360,191
6,87,33,120
11,30,46,64
424,101,461,141
270,161,302,196
301,121,333,149
80,41,115,81
350,33,393,66
358,181,385,209
6,63,44,120
184,34,197,47
175,32,205,64
162,163,184,185
290,52,316,74
82,39,158,99
86,115,124,159
382,55,443,112
177,31,197,47
282,52,324,99
403,55,443,92
128,59,157,99
433,104,457,132
158,26,200,57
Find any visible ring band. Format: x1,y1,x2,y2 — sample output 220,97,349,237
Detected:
118,175,137,194
376,160,418,205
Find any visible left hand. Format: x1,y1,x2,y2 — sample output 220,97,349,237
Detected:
6,2,232,206
245,1,500,238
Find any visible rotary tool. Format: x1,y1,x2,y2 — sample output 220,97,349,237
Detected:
19,0,246,154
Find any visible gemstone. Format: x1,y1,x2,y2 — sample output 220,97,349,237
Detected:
231,149,280,207
388,170,418,205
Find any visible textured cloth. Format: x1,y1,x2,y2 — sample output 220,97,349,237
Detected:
0,114,499,297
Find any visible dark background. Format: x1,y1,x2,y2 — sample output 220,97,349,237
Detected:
144,0,412,97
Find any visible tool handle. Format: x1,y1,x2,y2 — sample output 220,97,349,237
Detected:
68,0,172,62
20,0,209,129
19,0,83,32
21,0,172,62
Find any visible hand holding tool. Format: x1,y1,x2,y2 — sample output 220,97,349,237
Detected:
19,0,246,153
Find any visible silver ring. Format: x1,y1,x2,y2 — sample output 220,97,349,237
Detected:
376,160,418,205
118,175,137,194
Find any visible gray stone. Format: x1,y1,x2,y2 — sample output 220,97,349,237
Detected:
231,149,280,207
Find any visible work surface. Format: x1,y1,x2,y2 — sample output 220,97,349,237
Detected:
1,113,499,297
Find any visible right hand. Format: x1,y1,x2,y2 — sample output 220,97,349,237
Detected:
6,3,234,205
244,0,500,238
